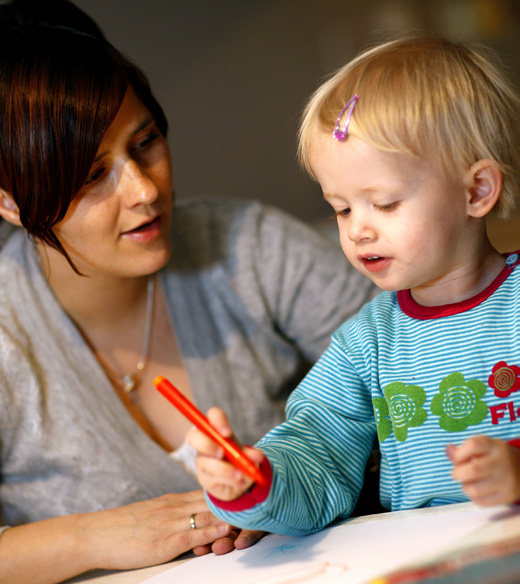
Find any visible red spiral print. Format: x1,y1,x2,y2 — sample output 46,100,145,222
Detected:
494,367,515,390
489,361,520,398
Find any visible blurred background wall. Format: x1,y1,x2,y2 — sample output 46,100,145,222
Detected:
74,0,520,249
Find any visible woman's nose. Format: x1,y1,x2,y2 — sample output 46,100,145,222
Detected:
121,159,159,206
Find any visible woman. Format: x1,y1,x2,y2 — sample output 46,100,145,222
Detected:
0,1,375,583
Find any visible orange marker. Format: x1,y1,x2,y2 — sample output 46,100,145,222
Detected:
154,375,268,487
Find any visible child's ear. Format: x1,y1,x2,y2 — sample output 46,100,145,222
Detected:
464,159,502,218
0,190,22,226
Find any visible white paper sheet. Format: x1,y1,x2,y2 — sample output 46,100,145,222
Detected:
143,504,509,584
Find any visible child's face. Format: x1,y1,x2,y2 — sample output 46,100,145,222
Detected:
310,134,472,301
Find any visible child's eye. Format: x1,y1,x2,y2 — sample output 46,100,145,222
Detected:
377,201,399,212
330,208,351,219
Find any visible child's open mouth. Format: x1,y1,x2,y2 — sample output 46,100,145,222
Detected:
361,256,390,272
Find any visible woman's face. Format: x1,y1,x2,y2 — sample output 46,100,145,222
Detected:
49,87,173,279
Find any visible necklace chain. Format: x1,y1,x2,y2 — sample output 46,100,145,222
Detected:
104,275,155,393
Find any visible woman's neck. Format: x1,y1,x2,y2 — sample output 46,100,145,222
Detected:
35,241,150,328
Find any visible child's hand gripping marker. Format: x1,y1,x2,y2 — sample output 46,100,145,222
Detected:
153,376,268,488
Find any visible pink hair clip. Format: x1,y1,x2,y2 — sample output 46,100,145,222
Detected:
332,94,359,141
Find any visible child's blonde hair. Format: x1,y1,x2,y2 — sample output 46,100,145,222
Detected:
298,35,519,219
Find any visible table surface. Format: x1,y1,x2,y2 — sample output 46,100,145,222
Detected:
63,502,520,584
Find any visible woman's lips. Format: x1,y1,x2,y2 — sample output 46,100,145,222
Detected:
122,216,162,242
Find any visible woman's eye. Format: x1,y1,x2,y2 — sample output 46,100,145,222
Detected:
136,132,160,151
84,167,105,186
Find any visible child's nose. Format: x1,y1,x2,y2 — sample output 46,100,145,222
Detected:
348,213,376,243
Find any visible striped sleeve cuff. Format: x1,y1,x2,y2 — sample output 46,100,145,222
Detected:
207,456,272,512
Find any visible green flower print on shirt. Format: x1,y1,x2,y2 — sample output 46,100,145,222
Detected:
430,372,488,432
373,397,393,442
380,382,427,442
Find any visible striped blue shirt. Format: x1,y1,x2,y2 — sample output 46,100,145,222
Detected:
208,254,520,535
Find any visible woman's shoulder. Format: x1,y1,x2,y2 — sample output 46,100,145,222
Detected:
168,198,259,269
0,226,28,282
172,197,354,255
0,228,45,331
0,219,18,249
172,197,259,227
169,197,338,267
171,197,305,238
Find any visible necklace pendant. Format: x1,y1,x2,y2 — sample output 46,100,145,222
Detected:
100,275,155,395
122,374,136,393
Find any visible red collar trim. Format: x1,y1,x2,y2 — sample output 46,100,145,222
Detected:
397,251,520,320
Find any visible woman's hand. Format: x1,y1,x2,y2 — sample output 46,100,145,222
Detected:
448,436,520,506
0,490,231,584
187,407,265,502
81,490,231,569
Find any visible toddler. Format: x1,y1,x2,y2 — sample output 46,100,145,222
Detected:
189,35,520,536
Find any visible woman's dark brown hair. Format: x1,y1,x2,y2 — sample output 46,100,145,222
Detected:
0,0,168,270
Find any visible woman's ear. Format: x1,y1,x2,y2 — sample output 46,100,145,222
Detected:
465,159,502,218
0,190,22,226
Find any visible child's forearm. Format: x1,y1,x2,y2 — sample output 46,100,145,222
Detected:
205,443,360,536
